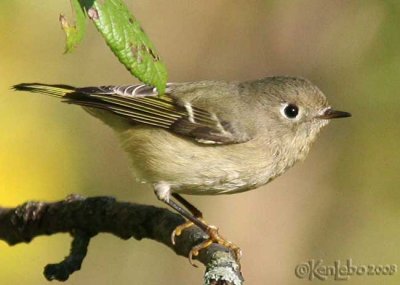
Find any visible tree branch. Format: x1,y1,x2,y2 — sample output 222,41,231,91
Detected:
0,195,243,284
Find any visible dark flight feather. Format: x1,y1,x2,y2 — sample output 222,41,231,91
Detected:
13,83,250,144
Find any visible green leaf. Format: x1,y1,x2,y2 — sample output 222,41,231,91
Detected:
87,0,168,94
60,0,87,53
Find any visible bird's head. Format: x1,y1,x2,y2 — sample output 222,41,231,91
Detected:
250,76,351,160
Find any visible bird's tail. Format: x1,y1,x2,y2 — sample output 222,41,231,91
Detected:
13,82,135,130
13,83,77,98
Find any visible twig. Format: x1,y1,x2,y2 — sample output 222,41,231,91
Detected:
0,195,244,284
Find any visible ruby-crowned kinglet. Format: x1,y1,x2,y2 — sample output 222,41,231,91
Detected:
14,76,351,262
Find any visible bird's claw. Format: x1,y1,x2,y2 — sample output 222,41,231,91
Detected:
188,225,242,266
172,220,242,267
171,220,195,245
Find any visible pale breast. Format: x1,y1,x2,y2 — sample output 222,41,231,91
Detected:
117,126,279,195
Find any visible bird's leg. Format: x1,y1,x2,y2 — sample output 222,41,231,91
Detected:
172,193,203,218
188,225,242,263
170,193,203,242
171,194,241,260
154,183,242,265
154,183,209,232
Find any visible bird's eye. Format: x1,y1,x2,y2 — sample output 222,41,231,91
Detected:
283,104,299,119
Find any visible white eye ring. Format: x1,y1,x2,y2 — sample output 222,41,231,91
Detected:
281,103,300,120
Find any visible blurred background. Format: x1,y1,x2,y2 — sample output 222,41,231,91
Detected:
0,1,399,284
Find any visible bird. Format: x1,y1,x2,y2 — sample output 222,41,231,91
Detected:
13,76,351,264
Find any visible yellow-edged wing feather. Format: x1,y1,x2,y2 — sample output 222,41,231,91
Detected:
13,83,249,144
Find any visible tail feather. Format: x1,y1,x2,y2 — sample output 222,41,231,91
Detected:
13,83,76,98
12,82,135,129
12,82,236,143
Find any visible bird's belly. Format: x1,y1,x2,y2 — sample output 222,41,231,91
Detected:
169,170,269,195
118,127,277,195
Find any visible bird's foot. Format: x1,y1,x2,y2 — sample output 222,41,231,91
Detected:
171,220,195,245
188,225,242,266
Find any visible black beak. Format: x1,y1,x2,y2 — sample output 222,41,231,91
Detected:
317,108,352,119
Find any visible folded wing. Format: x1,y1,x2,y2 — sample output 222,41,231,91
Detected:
14,83,252,144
